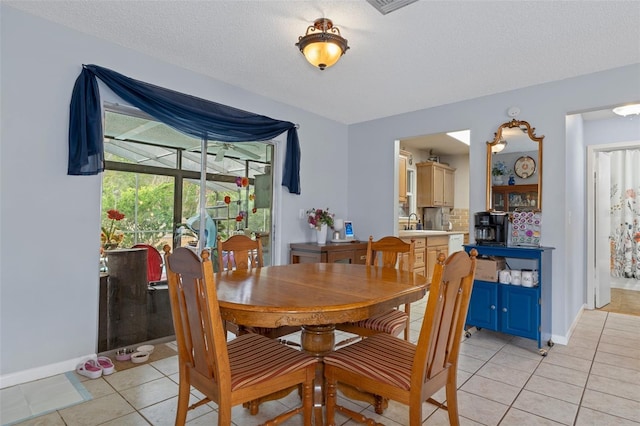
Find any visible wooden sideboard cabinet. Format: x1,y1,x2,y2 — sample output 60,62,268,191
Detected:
290,241,368,264
416,161,455,207
491,184,538,212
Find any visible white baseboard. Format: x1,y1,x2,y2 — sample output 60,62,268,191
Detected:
550,304,586,346
0,353,96,389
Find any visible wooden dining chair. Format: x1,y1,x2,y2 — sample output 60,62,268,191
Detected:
336,235,415,342
216,234,263,272
216,234,301,341
324,249,478,426
163,246,316,426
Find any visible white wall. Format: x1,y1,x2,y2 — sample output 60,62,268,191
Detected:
0,5,349,385
583,116,640,146
565,113,587,336
347,65,640,345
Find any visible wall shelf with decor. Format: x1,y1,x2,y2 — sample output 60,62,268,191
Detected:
491,184,538,212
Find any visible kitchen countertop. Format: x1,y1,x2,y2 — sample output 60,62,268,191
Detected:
398,230,467,237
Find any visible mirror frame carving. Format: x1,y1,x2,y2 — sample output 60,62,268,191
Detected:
486,119,544,211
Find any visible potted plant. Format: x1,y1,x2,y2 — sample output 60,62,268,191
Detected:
305,207,334,244
101,209,125,250
491,161,511,185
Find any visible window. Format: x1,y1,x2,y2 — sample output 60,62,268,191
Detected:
101,105,274,264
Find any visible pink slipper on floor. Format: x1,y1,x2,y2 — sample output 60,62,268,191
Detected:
96,356,115,375
76,359,102,379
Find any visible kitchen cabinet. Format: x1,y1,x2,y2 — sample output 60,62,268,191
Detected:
399,233,451,283
464,244,554,355
416,161,455,207
425,235,449,283
401,237,425,276
491,184,538,212
399,151,408,202
289,241,368,264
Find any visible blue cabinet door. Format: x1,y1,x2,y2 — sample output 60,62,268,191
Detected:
466,281,498,331
500,286,538,340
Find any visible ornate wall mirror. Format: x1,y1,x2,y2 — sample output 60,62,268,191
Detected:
486,119,544,211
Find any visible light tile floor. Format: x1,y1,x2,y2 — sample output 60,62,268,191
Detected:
6,302,640,426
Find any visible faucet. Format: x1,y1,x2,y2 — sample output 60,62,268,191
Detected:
406,213,418,230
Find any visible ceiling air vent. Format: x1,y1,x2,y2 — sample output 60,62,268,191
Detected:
366,0,419,15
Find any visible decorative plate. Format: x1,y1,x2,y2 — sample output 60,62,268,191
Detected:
514,156,536,179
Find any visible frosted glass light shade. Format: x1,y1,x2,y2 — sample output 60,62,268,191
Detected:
612,104,640,116
296,18,349,70
302,42,343,70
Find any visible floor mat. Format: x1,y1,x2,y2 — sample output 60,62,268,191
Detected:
0,372,91,426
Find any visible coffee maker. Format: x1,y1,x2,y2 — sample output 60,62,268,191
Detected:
474,211,509,246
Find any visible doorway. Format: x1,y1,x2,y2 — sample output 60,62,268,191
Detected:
98,105,277,351
587,142,640,315
396,130,471,233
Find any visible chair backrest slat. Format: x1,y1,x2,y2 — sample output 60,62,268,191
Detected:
217,235,263,271
164,246,231,394
413,249,477,384
366,236,415,271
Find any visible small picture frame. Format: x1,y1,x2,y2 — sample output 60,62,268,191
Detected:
344,221,354,239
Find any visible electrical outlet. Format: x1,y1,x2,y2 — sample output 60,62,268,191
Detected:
298,209,305,219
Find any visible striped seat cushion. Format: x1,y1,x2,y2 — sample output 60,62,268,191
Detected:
324,333,416,390
350,309,408,336
228,333,316,390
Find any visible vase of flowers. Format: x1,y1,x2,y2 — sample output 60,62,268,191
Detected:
101,209,125,250
492,161,511,185
306,207,334,244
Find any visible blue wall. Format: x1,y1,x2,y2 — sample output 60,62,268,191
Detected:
1,3,639,385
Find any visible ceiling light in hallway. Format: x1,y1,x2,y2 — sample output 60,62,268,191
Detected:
612,103,640,116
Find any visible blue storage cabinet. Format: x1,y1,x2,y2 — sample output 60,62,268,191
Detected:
464,244,554,355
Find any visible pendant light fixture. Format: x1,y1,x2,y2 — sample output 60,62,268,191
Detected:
296,18,349,70
612,103,640,117
492,138,507,153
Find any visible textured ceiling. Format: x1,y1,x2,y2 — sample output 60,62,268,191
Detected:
6,1,640,125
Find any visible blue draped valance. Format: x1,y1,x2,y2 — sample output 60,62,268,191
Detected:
68,64,301,194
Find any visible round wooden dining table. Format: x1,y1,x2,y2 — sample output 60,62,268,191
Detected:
215,262,428,419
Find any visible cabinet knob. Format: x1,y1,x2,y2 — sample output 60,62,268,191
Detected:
502,308,507,313
490,305,496,310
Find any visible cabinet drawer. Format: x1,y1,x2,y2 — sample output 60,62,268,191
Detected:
414,267,426,276
414,250,425,267
401,237,425,249
413,238,426,249
426,235,449,247
354,249,368,264
327,251,356,263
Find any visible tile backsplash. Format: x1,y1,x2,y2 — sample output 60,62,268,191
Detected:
449,208,469,231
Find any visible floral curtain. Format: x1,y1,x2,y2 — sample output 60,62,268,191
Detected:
608,149,640,279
